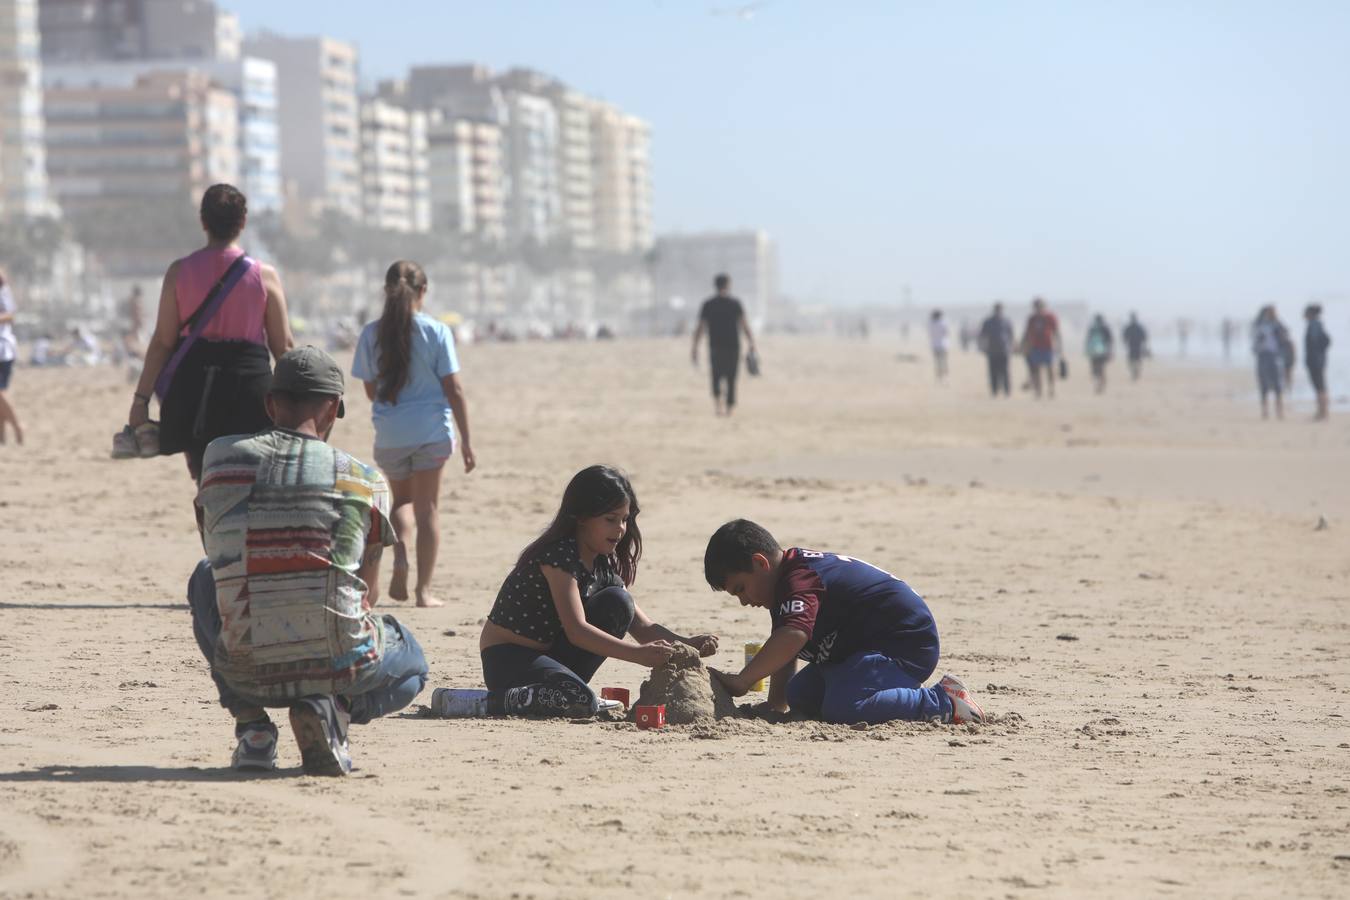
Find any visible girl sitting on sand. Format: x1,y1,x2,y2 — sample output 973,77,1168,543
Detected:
476,465,719,717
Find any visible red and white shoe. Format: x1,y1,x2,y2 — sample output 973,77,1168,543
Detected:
937,674,986,724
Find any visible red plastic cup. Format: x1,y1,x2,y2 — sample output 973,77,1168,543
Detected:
601,687,630,708
635,704,666,729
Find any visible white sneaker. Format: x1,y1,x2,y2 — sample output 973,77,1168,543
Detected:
937,674,986,724
431,688,491,718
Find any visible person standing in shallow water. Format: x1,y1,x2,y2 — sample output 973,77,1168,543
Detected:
692,273,757,416
1303,304,1331,421
353,260,476,609
1252,305,1287,420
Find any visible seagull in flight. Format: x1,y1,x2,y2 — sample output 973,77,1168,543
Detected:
710,2,769,21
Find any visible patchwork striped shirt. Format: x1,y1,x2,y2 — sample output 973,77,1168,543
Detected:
197,428,396,702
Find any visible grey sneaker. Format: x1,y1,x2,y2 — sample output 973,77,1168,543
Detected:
288,696,352,776
231,720,278,771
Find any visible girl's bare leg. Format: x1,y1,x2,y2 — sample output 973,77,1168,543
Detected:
411,464,445,608
387,476,415,601
0,391,23,445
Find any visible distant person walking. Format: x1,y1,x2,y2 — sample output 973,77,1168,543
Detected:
352,260,476,609
1220,318,1236,362
1021,297,1061,398
1122,313,1148,381
977,302,1014,396
1085,314,1114,394
691,273,757,416
1304,304,1331,421
0,268,23,444
1252,305,1288,420
928,310,949,382
119,285,145,362
127,184,294,480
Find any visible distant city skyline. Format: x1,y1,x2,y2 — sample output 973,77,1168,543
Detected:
222,0,1350,315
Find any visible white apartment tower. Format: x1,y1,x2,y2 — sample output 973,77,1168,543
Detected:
498,69,594,252
426,111,505,240
360,95,429,233
590,103,653,254
0,0,54,218
244,32,361,221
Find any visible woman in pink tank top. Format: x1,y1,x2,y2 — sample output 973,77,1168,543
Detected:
128,184,295,481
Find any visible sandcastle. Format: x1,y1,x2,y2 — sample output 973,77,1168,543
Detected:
630,643,740,724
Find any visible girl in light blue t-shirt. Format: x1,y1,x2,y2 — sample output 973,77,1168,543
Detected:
353,260,475,607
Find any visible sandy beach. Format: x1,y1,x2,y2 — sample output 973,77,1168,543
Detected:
1,336,1347,899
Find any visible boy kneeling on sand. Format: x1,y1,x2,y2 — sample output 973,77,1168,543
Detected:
704,520,984,725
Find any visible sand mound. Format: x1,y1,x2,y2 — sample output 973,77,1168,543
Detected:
631,644,740,724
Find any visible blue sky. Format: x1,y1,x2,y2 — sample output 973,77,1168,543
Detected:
224,1,1350,314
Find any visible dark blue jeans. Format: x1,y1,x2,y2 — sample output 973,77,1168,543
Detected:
787,650,951,724
188,558,428,724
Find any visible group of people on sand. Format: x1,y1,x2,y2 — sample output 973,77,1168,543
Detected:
957,298,1150,398
939,298,1333,417
1250,304,1332,421
113,184,984,774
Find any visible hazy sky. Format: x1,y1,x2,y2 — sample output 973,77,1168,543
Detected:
224,1,1350,314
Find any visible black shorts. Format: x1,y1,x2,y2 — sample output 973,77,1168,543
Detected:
0,359,12,391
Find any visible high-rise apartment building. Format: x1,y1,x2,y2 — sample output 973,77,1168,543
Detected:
498,68,594,252
43,56,281,212
244,31,360,220
590,103,653,255
425,111,504,240
0,0,54,218
653,230,778,320
38,0,240,63
44,68,239,210
360,95,429,233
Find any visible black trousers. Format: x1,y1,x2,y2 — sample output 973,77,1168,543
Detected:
480,586,635,717
711,351,740,407
986,353,1010,396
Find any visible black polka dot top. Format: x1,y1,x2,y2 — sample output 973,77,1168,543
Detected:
487,537,622,644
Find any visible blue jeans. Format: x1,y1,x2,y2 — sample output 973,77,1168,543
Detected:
188,559,428,724
787,650,952,724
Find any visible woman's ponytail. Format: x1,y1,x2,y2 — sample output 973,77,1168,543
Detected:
375,260,428,405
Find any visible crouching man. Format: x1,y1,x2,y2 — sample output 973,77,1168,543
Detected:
189,346,428,774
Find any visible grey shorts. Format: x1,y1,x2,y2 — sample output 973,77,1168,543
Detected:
374,440,453,481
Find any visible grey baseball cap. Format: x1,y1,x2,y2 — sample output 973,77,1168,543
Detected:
270,345,345,417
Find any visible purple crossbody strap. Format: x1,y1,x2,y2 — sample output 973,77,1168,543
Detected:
153,253,255,401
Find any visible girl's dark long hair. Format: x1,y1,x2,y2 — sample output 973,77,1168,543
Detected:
375,260,427,404
517,465,642,586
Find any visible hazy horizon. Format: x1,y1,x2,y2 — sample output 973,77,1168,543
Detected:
219,1,1350,316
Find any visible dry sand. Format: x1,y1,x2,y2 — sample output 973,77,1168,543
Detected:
1,336,1347,899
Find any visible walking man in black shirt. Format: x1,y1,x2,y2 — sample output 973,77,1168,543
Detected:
692,274,757,416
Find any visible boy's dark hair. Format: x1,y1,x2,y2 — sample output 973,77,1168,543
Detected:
704,519,780,589
713,273,730,290
200,183,248,242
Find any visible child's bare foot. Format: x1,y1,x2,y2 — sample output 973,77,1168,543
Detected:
415,589,444,608
389,565,410,602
